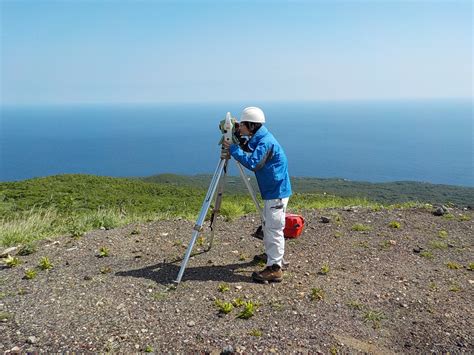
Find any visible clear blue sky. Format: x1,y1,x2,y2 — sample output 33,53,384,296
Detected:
0,0,472,105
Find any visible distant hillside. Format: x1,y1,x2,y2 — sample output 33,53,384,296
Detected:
143,174,474,207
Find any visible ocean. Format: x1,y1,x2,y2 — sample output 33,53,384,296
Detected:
0,100,472,186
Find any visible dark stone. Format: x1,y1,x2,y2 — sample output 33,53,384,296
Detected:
221,345,234,354
84,275,92,281
320,216,331,223
413,247,423,253
432,207,445,216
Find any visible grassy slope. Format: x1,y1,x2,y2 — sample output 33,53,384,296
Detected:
144,174,474,207
0,174,379,247
3,172,471,247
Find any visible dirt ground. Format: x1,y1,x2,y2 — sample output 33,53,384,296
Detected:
1,206,473,353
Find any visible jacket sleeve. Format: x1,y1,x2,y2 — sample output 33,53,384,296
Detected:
229,141,272,171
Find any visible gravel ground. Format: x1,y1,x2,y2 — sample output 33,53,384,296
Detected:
1,206,473,353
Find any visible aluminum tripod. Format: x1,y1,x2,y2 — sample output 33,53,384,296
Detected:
174,148,263,284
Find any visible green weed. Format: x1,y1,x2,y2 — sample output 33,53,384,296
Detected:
458,214,471,221
196,236,205,247
39,256,53,270
388,221,401,229
98,247,109,257
468,263,474,271
319,264,330,275
69,223,87,238
237,301,258,319
446,262,461,270
145,345,153,353
449,283,461,292
0,311,12,321
4,255,21,267
215,299,234,314
443,213,454,220
363,309,385,328
347,300,364,310
430,240,447,250
218,283,230,293
438,230,448,238
249,329,262,337
351,223,371,232
131,228,141,235
355,241,369,249
310,287,325,301
23,269,37,280
232,297,246,307
152,291,168,301
420,251,434,259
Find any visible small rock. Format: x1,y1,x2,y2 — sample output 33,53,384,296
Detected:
389,240,397,245
468,280,474,285
84,276,92,281
10,346,21,352
100,226,106,230
320,216,331,223
160,233,169,237
221,345,234,354
413,247,423,254
27,336,37,344
0,247,18,258
432,207,445,216
235,285,242,290
187,321,196,327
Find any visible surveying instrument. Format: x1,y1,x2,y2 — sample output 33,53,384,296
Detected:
174,112,264,284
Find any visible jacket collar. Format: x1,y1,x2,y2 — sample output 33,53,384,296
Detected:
248,125,268,150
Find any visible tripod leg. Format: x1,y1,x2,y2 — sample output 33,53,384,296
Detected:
206,159,228,251
174,158,227,284
236,162,264,224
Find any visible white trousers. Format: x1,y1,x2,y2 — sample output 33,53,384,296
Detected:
263,197,289,267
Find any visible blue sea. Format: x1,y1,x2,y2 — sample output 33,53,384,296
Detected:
0,100,472,186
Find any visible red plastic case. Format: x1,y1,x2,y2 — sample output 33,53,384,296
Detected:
284,213,305,238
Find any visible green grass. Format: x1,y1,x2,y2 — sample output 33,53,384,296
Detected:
249,329,262,337
98,247,110,258
24,269,37,280
429,240,448,250
4,255,21,267
237,301,258,319
38,256,53,270
363,309,385,328
310,287,325,301
420,251,434,259
446,262,461,270
351,223,372,232
438,230,448,238
1,174,470,247
319,264,330,275
388,221,401,229
215,300,234,315
218,283,230,293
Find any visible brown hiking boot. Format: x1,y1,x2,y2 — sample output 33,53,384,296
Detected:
252,264,283,283
253,253,290,269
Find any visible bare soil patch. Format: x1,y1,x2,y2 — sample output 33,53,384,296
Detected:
1,207,473,353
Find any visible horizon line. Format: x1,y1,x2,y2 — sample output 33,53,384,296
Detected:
1,96,472,108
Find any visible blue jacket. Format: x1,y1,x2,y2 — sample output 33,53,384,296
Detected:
230,125,292,200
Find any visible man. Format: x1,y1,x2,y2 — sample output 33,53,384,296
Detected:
223,107,292,283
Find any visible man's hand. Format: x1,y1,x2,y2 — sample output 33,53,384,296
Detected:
222,140,231,149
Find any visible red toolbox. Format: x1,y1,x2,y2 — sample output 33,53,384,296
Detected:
284,213,305,239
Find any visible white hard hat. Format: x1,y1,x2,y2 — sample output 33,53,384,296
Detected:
240,107,265,123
